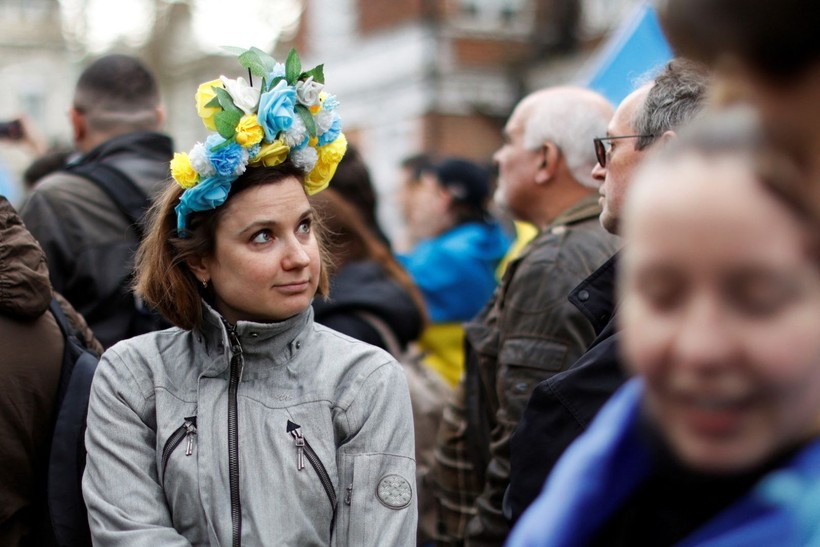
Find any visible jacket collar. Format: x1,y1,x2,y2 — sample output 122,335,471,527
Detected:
196,300,313,378
546,193,603,233
72,131,173,167
568,251,619,335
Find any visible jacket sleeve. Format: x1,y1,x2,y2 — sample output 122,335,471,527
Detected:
334,359,418,547
82,349,192,546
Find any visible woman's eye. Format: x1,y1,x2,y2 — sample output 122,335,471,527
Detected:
632,269,686,312
728,280,797,317
251,230,273,244
297,219,312,234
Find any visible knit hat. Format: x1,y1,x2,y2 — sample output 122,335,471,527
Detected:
432,158,491,210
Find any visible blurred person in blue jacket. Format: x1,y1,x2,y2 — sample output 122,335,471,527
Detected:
398,157,512,386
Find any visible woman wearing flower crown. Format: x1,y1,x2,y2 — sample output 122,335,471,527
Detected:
81,48,417,546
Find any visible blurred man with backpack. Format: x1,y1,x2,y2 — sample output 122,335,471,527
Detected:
22,54,173,348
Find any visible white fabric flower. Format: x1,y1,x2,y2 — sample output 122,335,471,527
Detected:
283,116,308,148
315,110,335,134
295,77,324,108
220,76,260,115
189,142,216,177
290,146,318,172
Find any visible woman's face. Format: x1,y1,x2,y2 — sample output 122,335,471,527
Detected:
620,153,820,473
191,176,321,324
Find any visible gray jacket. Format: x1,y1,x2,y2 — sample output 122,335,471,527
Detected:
82,304,417,546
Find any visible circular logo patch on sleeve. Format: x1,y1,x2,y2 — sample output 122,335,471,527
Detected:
376,474,413,509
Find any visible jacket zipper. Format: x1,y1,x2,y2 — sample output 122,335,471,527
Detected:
160,416,197,484
227,326,244,547
286,420,338,539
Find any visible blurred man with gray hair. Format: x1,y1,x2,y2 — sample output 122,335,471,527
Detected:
433,86,619,546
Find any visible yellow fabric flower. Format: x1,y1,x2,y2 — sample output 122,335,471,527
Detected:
195,79,224,131
170,152,199,189
250,138,290,167
305,133,347,194
235,114,264,148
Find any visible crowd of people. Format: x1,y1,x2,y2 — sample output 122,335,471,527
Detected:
1,0,819,544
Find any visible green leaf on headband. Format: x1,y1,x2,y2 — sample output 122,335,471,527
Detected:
300,64,325,84
295,104,317,137
238,50,268,77
238,47,276,78
204,95,221,109
285,48,301,85
214,87,241,114
214,110,242,139
250,47,275,72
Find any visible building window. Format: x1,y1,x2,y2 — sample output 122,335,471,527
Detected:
455,0,533,35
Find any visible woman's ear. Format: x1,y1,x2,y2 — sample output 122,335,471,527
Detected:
186,256,210,285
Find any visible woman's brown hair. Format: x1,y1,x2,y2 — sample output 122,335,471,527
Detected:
134,162,331,331
309,188,427,325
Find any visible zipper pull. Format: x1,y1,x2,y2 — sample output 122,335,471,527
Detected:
345,483,353,505
286,420,305,471
184,419,197,456
225,323,244,358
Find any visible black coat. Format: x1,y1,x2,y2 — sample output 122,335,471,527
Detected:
312,260,423,352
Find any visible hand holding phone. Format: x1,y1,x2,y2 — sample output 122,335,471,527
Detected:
0,119,23,140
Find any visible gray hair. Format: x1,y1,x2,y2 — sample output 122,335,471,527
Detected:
632,58,712,150
522,90,611,189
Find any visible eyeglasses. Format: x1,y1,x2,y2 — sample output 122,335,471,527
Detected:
593,135,654,168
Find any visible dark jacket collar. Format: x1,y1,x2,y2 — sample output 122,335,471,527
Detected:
72,131,173,167
568,251,619,335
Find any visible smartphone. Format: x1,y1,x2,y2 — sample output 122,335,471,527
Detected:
0,119,23,140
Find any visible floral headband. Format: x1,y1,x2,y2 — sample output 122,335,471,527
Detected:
170,47,347,234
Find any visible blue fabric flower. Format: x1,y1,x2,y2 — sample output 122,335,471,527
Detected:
205,134,246,177
257,80,297,142
323,94,339,111
175,175,234,234
269,62,286,80
318,114,342,146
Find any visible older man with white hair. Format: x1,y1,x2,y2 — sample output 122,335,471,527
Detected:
433,86,619,547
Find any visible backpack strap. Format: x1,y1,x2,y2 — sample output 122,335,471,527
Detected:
353,310,403,358
47,298,98,547
66,162,150,239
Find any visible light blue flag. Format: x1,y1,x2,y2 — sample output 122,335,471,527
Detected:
580,2,673,106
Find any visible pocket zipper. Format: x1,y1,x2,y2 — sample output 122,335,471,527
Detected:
286,420,337,509
287,419,339,542
161,416,197,483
